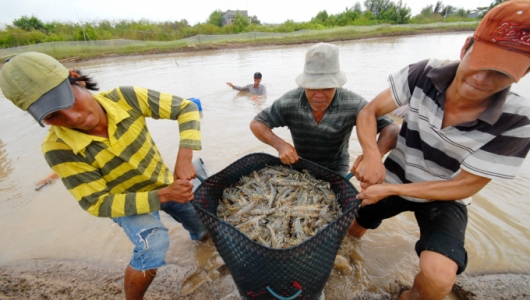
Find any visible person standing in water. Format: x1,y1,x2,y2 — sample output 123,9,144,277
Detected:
349,1,530,299
0,52,208,300
227,72,267,98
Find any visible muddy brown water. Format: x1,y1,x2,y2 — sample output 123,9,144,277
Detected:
1,33,529,299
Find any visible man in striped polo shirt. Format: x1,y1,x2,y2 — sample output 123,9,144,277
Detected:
250,43,400,176
349,1,530,299
0,52,207,299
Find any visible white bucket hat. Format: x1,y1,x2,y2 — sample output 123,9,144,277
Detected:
295,43,347,89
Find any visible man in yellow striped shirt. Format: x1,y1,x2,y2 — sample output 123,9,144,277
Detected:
0,52,207,299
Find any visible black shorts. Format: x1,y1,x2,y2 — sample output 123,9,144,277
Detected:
356,195,468,274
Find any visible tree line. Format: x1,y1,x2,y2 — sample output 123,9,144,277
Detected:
0,0,504,49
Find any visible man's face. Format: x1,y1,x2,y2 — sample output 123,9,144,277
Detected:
454,46,514,101
304,88,337,112
253,77,261,87
42,84,102,131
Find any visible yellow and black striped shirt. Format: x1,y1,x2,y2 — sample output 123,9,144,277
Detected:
42,86,201,218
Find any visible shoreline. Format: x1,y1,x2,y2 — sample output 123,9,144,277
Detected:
1,258,529,299
1,24,477,63
114,27,475,56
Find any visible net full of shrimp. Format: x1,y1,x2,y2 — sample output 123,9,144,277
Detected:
217,165,341,249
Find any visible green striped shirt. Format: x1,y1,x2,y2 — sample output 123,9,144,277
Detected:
42,86,201,218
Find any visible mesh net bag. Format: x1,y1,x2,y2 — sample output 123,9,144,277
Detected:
193,153,360,300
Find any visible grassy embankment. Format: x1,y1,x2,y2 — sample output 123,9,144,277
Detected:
1,22,478,62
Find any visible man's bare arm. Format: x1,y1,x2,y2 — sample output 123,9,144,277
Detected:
375,122,400,156
354,88,398,186
174,147,195,180
250,119,299,164
357,169,491,206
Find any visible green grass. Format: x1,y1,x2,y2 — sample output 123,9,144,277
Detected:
0,22,478,62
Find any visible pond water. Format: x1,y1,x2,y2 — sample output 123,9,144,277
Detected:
0,32,529,299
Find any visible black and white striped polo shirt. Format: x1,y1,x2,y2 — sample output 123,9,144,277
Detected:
386,59,530,204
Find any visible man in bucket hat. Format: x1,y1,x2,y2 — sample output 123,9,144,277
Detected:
250,42,400,176
0,52,208,299
349,1,530,299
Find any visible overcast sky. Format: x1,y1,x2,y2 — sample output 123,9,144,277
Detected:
0,0,492,26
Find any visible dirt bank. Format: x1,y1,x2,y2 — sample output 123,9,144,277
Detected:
453,273,530,300
58,26,475,63
0,25,477,66
1,259,528,300
139,27,475,54
0,259,237,300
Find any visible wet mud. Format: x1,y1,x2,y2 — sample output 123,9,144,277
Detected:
1,258,529,300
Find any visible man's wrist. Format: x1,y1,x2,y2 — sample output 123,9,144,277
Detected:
177,148,193,160
158,188,169,204
364,149,382,161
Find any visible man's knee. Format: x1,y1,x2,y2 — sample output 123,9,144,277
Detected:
139,227,170,252
348,219,367,238
419,251,457,291
133,227,170,270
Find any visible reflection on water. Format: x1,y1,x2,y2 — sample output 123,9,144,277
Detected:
231,91,268,113
180,240,224,295
1,32,529,298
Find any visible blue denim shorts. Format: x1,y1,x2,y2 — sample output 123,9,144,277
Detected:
160,201,208,241
112,202,207,271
